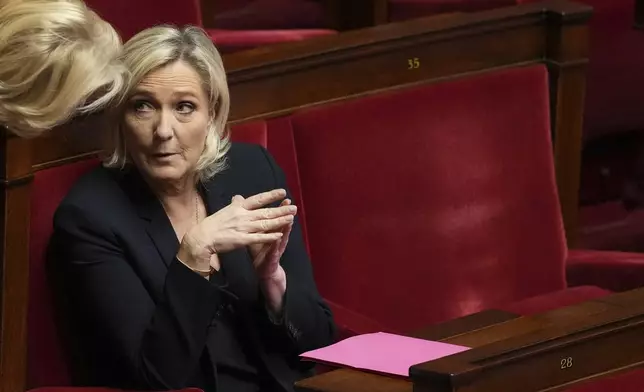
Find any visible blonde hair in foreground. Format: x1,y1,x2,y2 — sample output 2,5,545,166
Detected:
105,25,231,182
0,0,126,138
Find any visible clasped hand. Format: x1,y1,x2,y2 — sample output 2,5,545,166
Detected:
178,189,296,310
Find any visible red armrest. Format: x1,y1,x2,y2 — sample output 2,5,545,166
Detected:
325,298,395,341
567,249,644,292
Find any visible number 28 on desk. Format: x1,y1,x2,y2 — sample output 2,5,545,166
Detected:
560,357,573,370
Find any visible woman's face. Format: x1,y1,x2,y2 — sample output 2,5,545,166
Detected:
123,60,210,185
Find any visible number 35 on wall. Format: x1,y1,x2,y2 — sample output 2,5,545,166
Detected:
560,357,573,370
408,57,420,69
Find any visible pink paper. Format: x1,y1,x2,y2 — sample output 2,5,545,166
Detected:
300,332,470,377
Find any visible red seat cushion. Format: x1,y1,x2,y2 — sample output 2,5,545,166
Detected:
28,159,100,388
207,28,336,53
268,65,569,332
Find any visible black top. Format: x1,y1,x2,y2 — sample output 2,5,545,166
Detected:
49,142,336,392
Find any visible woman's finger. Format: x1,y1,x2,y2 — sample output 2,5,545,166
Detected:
231,194,245,205
242,189,286,210
246,215,294,233
243,232,284,245
250,205,297,220
276,222,293,255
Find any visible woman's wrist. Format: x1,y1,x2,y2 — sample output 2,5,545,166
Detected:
176,256,213,278
177,235,217,272
261,267,287,313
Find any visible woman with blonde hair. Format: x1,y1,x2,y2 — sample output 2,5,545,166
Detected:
0,0,125,138
51,25,335,391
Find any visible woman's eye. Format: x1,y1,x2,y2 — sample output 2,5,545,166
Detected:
132,100,153,113
177,102,195,114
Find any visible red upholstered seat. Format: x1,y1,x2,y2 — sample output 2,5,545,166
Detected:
29,159,100,388
256,65,614,333
84,0,335,53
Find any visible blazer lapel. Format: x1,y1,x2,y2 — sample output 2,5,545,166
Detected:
121,169,179,267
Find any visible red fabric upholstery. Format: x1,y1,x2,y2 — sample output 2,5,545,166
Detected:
325,300,396,339
84,0,204,40
85,0,335,53
266,65,575,333
28,159,100,387
388,0,516,22
564,368,644,391
498,286,610,316
230,120,269,147
567,249,644,292
207,28,336,53
230,120,310,249
211,0,327,30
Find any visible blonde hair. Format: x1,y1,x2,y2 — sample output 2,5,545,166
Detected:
0,0,126,138
104,25,231,182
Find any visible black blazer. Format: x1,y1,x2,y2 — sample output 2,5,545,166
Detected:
49,143,336,392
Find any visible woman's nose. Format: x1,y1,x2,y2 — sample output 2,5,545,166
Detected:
153,109,174,140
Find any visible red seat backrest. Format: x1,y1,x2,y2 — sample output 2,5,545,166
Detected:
230,120,311,251
28,159,100,388
267,65,568,332
84,0,203,40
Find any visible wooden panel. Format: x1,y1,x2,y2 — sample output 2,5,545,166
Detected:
411,289,644,392
318,0,389,30
547,21,589,246
0,134,32,392
199,0,385,31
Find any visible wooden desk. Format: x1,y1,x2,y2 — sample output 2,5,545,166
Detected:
296,289,644,392
295,310,519,392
